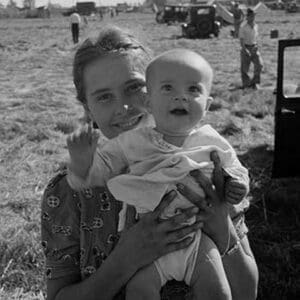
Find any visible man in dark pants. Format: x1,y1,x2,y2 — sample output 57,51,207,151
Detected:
239,8,263,89
70,11,81,44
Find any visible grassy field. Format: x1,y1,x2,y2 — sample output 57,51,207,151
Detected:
0,10,300,300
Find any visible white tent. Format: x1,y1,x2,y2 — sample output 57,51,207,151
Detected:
253,2,271,16
215,2,234,24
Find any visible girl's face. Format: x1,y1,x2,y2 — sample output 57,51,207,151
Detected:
83,54,151,139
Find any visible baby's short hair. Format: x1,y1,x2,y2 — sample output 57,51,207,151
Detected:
146,49,213,93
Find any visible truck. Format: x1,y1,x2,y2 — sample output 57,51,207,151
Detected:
76,1,96,15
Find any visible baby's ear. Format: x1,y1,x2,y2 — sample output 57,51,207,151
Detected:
205,96,213,111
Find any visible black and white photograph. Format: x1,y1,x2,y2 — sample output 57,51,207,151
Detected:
0,0,299,299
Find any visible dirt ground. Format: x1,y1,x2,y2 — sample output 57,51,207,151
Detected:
0,10,299,300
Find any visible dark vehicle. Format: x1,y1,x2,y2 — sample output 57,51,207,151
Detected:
116,3,128,13
156,4,189,24
285,1,298,12
181,5,220,38
272,39,300,178
76,1,96,15
62,8,76,16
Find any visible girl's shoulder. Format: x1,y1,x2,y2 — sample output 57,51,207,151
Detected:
42,168,81,232
41,169,122,280
42,167,120,212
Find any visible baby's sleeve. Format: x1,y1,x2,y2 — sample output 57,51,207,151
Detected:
41,171,81,280
67,138,128,190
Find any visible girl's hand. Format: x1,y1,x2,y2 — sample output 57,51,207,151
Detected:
67,123,99,178
116,190,203,270
176,151,232,253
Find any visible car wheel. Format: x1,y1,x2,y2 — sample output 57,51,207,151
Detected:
186,26,197,38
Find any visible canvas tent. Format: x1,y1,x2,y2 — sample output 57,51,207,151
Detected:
253,1,271,16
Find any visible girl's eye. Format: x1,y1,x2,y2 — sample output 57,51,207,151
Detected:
97,93,113,102
126,82,144,94
189,85,202,93
161,84,172,92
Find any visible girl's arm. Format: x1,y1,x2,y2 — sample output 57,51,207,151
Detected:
47,247,138,300
47,190,203,300
220,221,258,300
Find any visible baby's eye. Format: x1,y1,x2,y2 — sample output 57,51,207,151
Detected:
161,84,172,92
188,85,202,93
97,93,114,102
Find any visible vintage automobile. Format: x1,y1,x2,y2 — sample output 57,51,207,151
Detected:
285,1,299,13
181,5,220,38
272,38,300,178
156,4,189,24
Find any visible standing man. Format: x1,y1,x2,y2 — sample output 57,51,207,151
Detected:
70,10,81,44
239,8,263,89
232,2,244,38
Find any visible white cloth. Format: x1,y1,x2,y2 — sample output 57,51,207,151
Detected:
67,125,249,285
68,124,249,225
70,13,81,24
155,230,202,285
239,22,258,45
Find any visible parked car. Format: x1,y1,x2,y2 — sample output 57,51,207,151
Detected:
181,5,220,38
272,39,300,178
285,1,298,12
156,4,189,24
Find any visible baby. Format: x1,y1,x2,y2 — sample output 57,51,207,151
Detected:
67,49,249,299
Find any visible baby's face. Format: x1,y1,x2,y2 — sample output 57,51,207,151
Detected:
147,58,212,137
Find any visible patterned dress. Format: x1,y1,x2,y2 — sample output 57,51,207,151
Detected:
41,169,249,299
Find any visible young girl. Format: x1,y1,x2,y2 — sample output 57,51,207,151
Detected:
66,49,250,300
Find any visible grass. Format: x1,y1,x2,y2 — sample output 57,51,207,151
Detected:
0,10,300,300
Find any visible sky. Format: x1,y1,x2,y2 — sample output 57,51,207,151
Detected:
0,0,145,8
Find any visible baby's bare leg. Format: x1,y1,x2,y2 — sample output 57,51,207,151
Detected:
190,233,232,300
126,263,161,300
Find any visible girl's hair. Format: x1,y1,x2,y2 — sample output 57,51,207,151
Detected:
73,26,153,104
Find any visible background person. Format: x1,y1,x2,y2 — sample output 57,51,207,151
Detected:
41,26,258,300
70,10,81,44
239,8,263,89
232,2,244,38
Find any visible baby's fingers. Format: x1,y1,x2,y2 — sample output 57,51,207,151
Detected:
225,190,244,204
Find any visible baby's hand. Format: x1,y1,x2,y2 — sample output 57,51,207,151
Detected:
225,177,249,204
67,124,99,179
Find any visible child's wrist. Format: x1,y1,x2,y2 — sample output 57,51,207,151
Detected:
68,160,90,179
